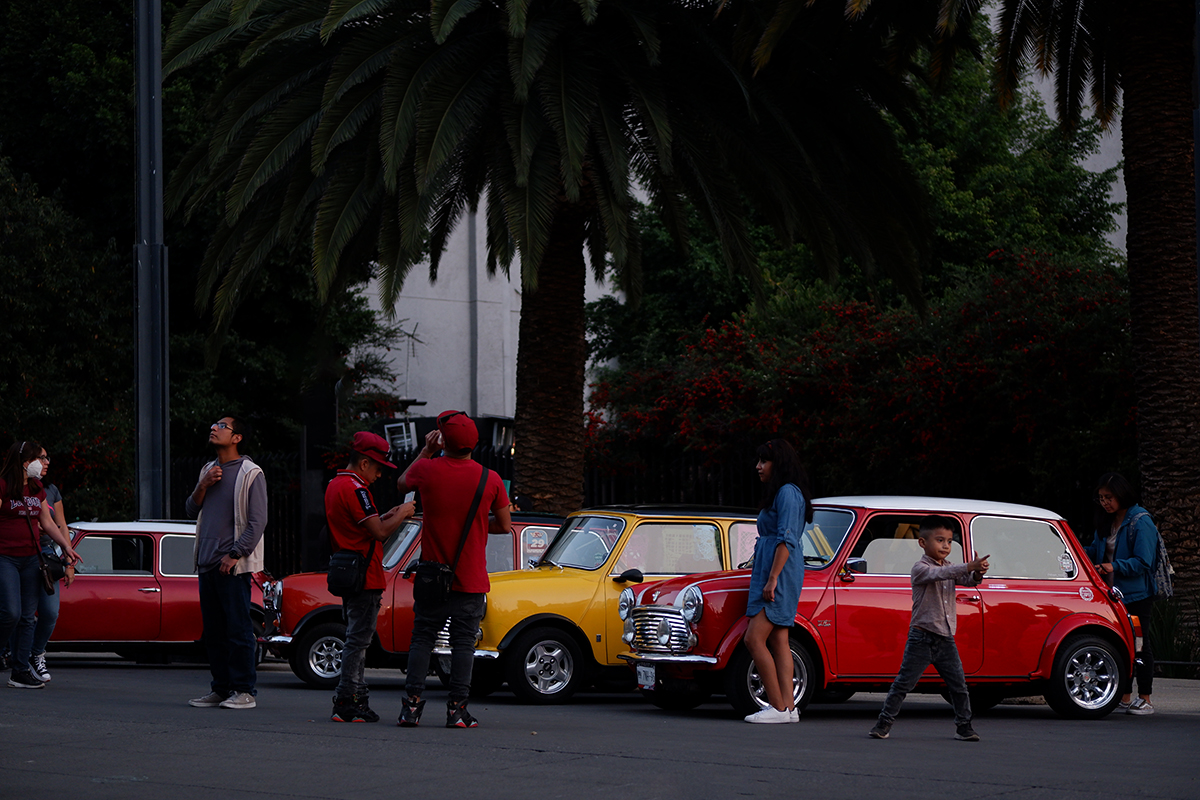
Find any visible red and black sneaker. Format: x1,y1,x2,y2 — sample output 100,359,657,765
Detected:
446,699,478,728
397,695,425,727
331,694,377,723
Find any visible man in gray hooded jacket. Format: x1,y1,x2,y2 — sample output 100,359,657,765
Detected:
185,415,267,709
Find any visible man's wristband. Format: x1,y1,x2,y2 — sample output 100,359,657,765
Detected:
227,551,241,560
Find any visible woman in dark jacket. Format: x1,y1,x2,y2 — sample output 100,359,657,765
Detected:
1084,472,1157,715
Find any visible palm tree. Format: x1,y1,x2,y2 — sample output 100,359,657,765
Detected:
987,0,1200,601
164,0,930,514
748,0,1199,602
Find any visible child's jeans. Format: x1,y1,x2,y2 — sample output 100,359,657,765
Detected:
878,626,972,726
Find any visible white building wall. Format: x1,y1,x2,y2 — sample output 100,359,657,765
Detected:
369,208,612,417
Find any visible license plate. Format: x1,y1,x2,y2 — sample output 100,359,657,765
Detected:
636,663,655,690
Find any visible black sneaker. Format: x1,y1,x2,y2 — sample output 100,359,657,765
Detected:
331,695,377,723
397,696,425,727
868,720,892,739
955,724,980,741
352,694,379,723
446,699,478,728
8,670,45,689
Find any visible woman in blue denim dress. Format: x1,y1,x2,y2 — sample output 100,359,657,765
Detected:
743,439,813,723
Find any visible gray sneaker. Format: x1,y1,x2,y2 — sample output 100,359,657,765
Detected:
868,720,892,739
189,691,228,707
219,692,257,709
1127,698,1154,716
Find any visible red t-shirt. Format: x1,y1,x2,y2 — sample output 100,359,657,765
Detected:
404,457,509,593
0,478,45,557
324,470,386,591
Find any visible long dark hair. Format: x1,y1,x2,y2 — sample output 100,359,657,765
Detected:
756,438,814,522
1093,472,1138,534
1,440,42,501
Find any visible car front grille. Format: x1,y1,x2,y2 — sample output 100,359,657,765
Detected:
629,607,692,654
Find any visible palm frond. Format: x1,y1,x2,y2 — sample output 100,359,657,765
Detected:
431,0,483,44
226,83,324,218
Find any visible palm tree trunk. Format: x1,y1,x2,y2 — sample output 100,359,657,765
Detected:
512,205,589,515
1122,0,1200,610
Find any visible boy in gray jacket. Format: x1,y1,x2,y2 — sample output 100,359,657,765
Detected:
869,515,988,741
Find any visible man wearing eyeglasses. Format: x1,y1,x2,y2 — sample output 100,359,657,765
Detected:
184,416,267,710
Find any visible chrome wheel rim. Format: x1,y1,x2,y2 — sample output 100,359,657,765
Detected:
1064,645,1119,710
308,635,344,680
522,640,573,695
748,648,808,710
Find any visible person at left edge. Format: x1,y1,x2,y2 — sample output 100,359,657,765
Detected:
185,416,267,710
328,431,415,723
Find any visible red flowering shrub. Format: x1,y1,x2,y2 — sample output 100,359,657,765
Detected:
587,251,1135,513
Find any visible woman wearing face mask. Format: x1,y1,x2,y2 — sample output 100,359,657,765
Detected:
0,441,80,689
6,448,74,683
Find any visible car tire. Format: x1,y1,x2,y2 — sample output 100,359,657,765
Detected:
505,627,586,704
1044,634,1125,719
290,621,345,689
724,638,816,717
641,686,713,711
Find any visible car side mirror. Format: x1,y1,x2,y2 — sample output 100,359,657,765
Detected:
613,568,644,584
846,557,867,574
402,559,419,579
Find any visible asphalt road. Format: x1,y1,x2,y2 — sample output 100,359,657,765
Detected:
2,655,1197,800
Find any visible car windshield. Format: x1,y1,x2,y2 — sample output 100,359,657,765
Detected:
541,515,627,570
803,508,856,566
382,520,422,570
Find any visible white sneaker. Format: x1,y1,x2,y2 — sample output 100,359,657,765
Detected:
789,707,800,723
219,692,257,709
30,653,51,683
745,706,792,724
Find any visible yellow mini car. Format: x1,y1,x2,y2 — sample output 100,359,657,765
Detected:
473,505,759,703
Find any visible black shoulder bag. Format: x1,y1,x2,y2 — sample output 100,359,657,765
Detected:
327,535,376,598
410,465,489,605
26,514,66,595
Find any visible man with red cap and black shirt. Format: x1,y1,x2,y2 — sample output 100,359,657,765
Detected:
326,431,415,723
396,410,511,728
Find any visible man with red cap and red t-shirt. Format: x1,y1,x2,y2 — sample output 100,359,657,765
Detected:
326,431,415,723
395,410,511,728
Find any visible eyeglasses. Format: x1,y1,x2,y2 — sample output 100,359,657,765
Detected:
437,411,465,424
213,422,235,430
37,456,50,463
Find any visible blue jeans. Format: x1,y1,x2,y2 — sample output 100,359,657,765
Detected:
0,554,41,673
197,570,257,695
405,591,485,704
336,589,382,700
7,582,58,659
879,626,972,726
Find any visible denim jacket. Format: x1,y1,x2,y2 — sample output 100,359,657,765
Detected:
1084,504,1157,603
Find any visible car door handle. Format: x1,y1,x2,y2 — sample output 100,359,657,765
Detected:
138,587,161,593
960,595,981,602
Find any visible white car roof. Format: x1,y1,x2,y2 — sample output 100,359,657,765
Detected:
68,521,196,534
815,496,1063,521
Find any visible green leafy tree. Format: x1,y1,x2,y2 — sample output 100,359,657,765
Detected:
0,158,135,520
162,0,933,514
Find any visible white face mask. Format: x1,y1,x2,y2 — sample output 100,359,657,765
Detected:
26,460,42,480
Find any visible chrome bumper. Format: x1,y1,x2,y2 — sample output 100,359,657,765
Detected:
619,653,718,665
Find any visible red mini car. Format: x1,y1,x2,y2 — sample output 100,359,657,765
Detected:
620,497,1138,720
50,522,268,660
261,512,565,687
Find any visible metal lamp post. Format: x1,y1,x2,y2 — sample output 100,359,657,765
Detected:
134,0,170,519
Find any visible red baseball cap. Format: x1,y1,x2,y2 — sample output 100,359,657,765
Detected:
437,410,479,452
350,431,397,469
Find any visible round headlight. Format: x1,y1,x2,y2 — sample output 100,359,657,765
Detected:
680,585,704,624
618,587,636,621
